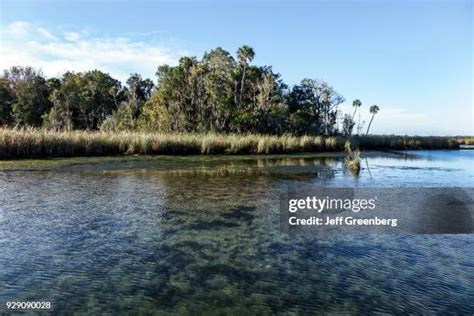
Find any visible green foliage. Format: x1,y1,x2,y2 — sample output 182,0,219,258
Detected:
0,78,14,126
351,99,362,120
366,104,380,135
100,74,154,132
342,114,355,136
2,46,362,136
237,45,255,106
286,79,344,135
140,46,344,135
43,70,124,130
3,66,52,127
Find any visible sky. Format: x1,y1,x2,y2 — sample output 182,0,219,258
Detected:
0,0,472,135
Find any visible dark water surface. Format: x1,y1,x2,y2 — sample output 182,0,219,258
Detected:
1,150,473,314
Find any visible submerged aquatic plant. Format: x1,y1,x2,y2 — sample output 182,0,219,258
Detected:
344,141,361,176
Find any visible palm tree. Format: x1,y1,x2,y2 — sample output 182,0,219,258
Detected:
230,68,240,105
237,45,255,105
351,99,361,121
366,105,380,135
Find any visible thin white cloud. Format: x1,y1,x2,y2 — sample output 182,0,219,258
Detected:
0,21,184,83
38,27,58,41
64,32,81,41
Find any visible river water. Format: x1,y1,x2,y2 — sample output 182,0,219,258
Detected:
0,150,473,313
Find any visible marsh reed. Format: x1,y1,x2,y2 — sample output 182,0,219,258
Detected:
0,128,465,159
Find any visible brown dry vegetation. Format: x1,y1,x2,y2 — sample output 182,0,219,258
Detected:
0,128,468,159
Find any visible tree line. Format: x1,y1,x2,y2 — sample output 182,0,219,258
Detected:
0,45,379,135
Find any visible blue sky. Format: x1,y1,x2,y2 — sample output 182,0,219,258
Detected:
0,0,472,135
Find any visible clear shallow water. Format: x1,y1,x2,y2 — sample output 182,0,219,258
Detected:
0,150,473,314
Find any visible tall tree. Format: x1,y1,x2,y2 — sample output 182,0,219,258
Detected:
286,79,344,135
254,71,288,134
366,105,380,135
0,78,14,126
0,45,364,136
100,74,154,131
3,66,52,127
286,79,320,135
125,73,154,122
319,81,344,135
43,71,123,130
351,99,361,121
342,114,355,136
237,45,255,106
81,70,123,129
202,48,236,131
142,56,206,132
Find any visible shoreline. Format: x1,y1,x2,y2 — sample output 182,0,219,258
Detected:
2,151,417,171
0,129,471,159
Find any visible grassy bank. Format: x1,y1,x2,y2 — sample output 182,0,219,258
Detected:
0,128,468,159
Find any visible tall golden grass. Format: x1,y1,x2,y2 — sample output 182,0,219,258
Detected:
0,128,467,159
344,140,361,176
